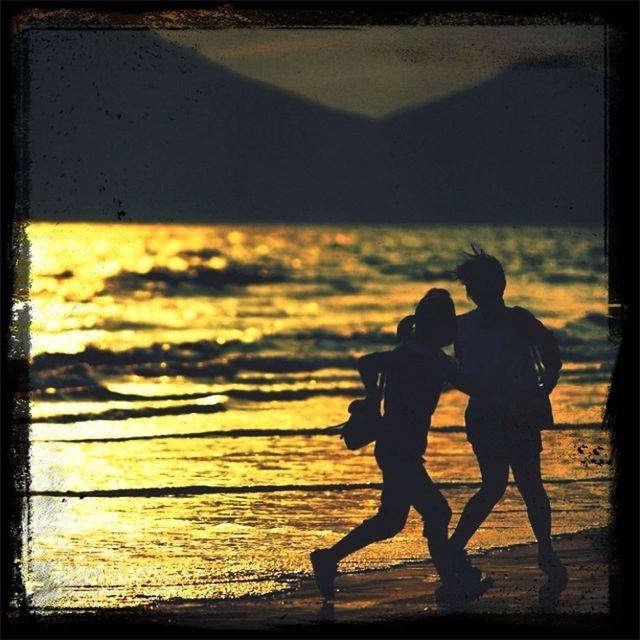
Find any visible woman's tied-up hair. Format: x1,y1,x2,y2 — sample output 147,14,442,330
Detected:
414,288,456,348
396,315,415,342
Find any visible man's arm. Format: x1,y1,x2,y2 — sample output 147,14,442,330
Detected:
533,323,562,393
513,307,562,393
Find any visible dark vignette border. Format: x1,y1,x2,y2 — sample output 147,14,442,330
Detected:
1,1,638,638
2,0,33,633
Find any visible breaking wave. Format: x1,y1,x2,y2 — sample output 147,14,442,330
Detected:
28,476,610,498
102,263,288,295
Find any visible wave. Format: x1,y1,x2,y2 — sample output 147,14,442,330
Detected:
541,272,603,285
27,476,611,499
30,385,218,402
102,264,288,295
583,312,609,328
558,346,617,364
433,422,603,433
30,385,361,420
177,248,224,261
30,400,226,424
40,269,74,280
32,340,223,370
225,387,360,401
30,336,365,387
30,380,363,404
559,367,612,384
30,341,236,392
304,277,361,294
290,328,395,346
31,363,100,392
97,319,167,331
31,422,603,442
128,360,237,378
227,355,357,374
32,426,345,443
30,317,612,377
36,320,608,366
377,265,453,281
29,319,613,397
555,332,585,347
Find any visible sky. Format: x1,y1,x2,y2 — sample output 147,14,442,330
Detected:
159,25,604,117
25,19,606,223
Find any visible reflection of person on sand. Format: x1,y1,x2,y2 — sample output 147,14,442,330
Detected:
310,289,481,600
448,246,567,596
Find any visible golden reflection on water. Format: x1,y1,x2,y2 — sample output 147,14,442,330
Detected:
28,223,609,355
30,422,611,493
23,222,615,609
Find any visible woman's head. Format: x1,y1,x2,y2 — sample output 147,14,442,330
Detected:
414,288,456,348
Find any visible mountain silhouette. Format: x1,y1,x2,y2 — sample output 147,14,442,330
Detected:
27,30,604,224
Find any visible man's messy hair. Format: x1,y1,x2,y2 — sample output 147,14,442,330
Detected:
454,244,506,293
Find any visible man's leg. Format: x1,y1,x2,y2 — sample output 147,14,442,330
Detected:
510,447,551,553
510,445,567,582
449,446,510,553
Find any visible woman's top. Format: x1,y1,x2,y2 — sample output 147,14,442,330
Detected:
358,340,457,458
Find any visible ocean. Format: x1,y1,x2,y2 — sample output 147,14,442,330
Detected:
21,222,615,610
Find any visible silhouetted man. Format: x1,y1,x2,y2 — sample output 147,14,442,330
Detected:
449,246,567,588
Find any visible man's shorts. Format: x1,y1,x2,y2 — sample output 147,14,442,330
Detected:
465,399,544,459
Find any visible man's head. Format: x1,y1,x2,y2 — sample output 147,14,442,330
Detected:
454,245,506,308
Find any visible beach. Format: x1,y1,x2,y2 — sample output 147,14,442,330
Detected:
152,527,610,628
20,526,612,637
8,8,633,634
19,223,615,619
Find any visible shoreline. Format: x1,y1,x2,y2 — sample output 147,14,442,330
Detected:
16,526,612,637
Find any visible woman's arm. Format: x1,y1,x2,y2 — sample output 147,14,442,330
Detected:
444,359,477,396
441,351,492,397
357,351,390,402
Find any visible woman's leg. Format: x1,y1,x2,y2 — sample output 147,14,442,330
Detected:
408,462,455,582
449,446,510,553
311,469,411,598
325,477,411,563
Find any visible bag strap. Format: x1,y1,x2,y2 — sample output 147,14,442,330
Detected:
376,370,386,416
510,307,547,385
378,370,386,394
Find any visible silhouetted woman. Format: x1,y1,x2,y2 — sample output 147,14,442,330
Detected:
310,289,477,599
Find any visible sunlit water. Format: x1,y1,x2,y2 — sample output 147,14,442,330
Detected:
21,223,616,610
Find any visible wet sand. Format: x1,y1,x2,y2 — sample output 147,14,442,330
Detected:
18,526,614,638
155,527,610,631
